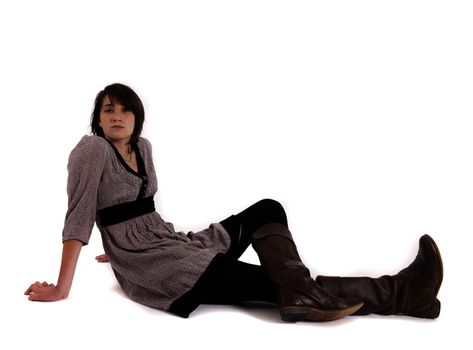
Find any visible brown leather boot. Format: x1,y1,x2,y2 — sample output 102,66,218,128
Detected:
251,223,363,322
315,234,443,318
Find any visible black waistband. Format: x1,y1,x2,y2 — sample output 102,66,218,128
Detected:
98,196,155,227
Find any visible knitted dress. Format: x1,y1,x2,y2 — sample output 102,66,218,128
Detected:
62,135,231,311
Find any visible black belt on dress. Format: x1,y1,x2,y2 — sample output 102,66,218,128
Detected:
98,196,155,227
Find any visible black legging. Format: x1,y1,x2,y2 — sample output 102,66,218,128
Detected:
220,198,288,259
169,198,288,318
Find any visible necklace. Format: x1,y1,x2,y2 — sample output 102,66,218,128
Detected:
121,145,133,163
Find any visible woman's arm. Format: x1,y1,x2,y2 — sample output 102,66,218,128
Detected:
26,137,108,301
25,239,83,301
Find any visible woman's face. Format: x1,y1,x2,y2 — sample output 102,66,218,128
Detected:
99,95,136,144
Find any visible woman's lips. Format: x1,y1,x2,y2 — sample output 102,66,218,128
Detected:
111,126,125,129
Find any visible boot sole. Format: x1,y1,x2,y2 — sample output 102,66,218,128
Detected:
280,302,364,322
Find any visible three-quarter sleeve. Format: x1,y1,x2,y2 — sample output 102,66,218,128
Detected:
62,136,108,245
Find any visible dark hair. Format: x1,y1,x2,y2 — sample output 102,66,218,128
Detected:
91,83,145,145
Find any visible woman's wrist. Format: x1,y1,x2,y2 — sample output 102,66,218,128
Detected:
55,283,70,297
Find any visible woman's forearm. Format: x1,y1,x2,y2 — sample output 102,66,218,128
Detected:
56,239,83,296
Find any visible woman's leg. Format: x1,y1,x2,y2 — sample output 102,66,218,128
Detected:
171,198,362,322
315,234,443,319
219,198,288,259
168,253,276,318
169,199,285,318
198,254,277,305
221,198,363,322
251,223,363,321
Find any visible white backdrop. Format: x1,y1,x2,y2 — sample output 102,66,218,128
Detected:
1,1,472,349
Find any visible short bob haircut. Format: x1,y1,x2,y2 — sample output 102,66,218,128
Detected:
91,83,145,145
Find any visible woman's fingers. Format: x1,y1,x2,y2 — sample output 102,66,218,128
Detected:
28,291,46,301
25,282,54,295
26,284,62,301
25,284,40,295
95,254,109,263
28,291,51,301
24,282,40,295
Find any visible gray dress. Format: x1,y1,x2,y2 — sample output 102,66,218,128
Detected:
62,135,231,311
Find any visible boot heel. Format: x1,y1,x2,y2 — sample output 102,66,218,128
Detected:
407,298,441,319
280,303,364,322
428,298,441,319
280,306,310,322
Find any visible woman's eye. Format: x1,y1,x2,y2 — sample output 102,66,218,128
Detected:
104,109,113,113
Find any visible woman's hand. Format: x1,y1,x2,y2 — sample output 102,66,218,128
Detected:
95,254,109,263
24,281,68,302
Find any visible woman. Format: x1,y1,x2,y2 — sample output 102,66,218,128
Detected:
25,83,443,322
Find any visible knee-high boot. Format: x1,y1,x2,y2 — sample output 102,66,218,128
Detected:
315,234,443,319
251,223,364,322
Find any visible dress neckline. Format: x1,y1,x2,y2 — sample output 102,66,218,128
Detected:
106,138,149,199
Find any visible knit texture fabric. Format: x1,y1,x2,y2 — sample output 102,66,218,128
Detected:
62,135,231,311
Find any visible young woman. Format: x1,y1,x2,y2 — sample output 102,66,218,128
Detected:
25,83,443,322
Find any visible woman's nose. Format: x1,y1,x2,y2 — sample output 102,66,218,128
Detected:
112,112,123,121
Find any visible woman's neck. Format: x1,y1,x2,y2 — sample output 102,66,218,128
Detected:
106,137,132,154
113,142,131,155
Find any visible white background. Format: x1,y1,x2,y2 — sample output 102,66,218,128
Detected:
1,1,472,349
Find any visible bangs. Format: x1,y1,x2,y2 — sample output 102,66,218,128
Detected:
104,86,132,109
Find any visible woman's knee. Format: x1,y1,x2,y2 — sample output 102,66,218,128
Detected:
255,198,285,213
253,198,288,225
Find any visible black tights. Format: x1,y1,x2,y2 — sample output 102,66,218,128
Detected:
221,198,288,259
169,199,288,317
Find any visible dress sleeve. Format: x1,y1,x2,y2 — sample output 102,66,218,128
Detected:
62,136,108,245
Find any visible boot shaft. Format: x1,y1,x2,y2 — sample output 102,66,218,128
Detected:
251,223,304,275
315,234,443,319
251,223,364,318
